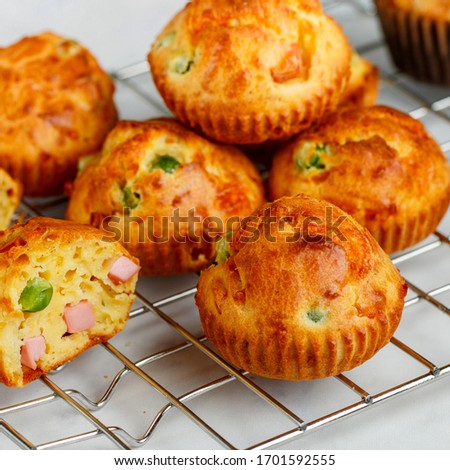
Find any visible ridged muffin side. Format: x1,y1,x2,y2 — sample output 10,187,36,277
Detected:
148,0,351,145
195,195,407,381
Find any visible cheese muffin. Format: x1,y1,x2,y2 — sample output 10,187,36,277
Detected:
0,32,117,197
65,118,265,276
195,194,407,381
340,52,379,108
0,217,140,387
0,168,21,230
148,0,352,145
269,106,450,254
375,0,450,85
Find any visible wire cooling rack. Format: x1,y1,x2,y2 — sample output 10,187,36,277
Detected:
1,0,450,450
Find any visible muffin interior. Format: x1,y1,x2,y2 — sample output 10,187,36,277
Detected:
0,234,137,387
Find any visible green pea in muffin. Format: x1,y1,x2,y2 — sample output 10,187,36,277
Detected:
196,194,407,381
269,106,450,253
65,118,265,275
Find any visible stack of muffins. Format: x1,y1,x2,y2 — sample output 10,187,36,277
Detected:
375,0,450,86
144,0,447,380
1,0,449,386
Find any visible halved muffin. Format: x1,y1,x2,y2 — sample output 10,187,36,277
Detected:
269,106,450,253
0,32,117,196
148,0,351,145
196,194,407,381
0,217,140,387
65,118,265,275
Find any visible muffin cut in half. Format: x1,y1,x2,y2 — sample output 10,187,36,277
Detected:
195,195,407,381
0,32,117,196
65,118,265,276
148,0,352,145
0,217,140,387
269,106,450,254
0,168,22,230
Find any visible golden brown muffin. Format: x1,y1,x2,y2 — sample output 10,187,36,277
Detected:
65,118,265,276
0,168,22,230
268,106,450,254
0,217,140,387
148,0,352,145
0,32,117,197
195,194,407,381
340,52,379,109
239,52,380,165
375,0,450,85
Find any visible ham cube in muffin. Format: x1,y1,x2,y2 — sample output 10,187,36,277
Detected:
0,217,140,387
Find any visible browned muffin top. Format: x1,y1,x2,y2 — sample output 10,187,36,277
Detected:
149,0,351,144
66,118,265,224
269,106,450,225
65,118,265,275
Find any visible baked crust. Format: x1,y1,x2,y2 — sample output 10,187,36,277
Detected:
148,0,351,145
0,32,117,196
0,217,139,387
195,194,407,381
340,52,379,108
268,106,450,253
65,118,265,275
384,0,450,20
0,168,21,230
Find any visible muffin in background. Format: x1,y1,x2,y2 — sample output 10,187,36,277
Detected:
269,105,450,254
196,194,407,381
0,168,21,230
0,217,139,387
340,51,379,108
375,0,450,86
65,118,265,276
0,32,117,197
148,0,352,145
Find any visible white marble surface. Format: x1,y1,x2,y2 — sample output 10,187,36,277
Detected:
1,0,450,451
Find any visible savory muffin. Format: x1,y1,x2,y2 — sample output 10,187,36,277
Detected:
375,0,450,85
65,118,265,276
239,51,380,165
0,32,117,197
269,106,450,254
195,194,407,381
340,51,379,108
0,168,22,230
148,0,352,145
0,217,140,387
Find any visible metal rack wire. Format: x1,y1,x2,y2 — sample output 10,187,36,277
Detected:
1,0,450,450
